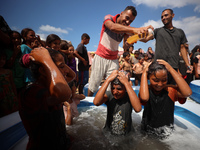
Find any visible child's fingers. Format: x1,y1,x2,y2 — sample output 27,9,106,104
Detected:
29,56,35,61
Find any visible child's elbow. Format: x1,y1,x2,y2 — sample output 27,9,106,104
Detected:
134,106,142,113
93,100,100,106
186,89,192,97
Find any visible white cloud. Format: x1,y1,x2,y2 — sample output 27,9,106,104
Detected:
142,16,200,50
194,5,200,13
132,0,200,9
39,25,69,34
35,33,47,41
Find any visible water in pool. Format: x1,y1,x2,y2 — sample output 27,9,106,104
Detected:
66,106,200,150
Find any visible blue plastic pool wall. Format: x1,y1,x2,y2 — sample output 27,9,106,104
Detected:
189,81,200,103
1,80,199,150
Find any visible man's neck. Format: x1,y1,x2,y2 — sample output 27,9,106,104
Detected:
165,24,174,30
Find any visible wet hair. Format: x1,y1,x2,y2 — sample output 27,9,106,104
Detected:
46,34,61,47
81,33,90,40
60,40,68,50
147,61,167,79
162,9,173,14
123,51,130,58
21,28,34,44
30,48,62,79
111,70,130,87
124,6,137,17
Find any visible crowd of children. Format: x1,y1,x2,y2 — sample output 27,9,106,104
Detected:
0,15,198,149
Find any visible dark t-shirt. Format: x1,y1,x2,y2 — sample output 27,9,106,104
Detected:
76,43,89,71
154,27,187,69
142,88,174,130
19,83,70,150
104,91,133,135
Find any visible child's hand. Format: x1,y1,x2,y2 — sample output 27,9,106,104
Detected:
29,47,51,63
118,71,128,85
107,70,118,82
144,61,152,72
157,59,172,71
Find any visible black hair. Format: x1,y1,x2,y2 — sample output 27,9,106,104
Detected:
111,77,123,87
143,53,148,57
30,48,63,79
81,33,90,40
46,34,61,47
123,51,130,58
111,70,130,87
10,30,21,38
162,9,173,14
134,50,139,55
60,40,69,50
147,61,167,79
124,6,137,17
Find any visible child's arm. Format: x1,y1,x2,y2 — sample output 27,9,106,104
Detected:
139,64,149,102
93,70,118,106
63,102,72,125
118,72,141,112
132,64,136,71
119,62,124,71
157,59,192,97
29,47,72,105
74,50,88,66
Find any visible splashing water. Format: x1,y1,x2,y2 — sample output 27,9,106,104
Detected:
66,106,200,150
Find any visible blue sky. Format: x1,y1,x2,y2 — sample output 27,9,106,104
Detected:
1,0,200,52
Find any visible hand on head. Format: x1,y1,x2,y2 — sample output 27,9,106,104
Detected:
117,71,129,85
108,70,119,82
29,47,51,63
156,59,171,70
144,61,152,72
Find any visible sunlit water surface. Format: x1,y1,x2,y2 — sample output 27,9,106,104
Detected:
66,106,200,150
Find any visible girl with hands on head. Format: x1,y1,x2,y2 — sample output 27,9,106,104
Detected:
139,59,192,137
93,70,141,136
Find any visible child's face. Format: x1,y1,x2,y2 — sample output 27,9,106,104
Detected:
50,39,61,51
129,47,133,53
11,32,21,46
144,56,148,61
83,38,90,45
135,54,139,58
68,46,74,58
111,84,126,99
125,54,130,61
149,70,167,93
26,31,36,42
68,46,74,54
54,53,70,81
139,58,144,64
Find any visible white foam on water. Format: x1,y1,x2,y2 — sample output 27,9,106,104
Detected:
66,106,200,150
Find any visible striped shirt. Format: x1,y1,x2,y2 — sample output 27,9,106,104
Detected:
96,14,125,60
